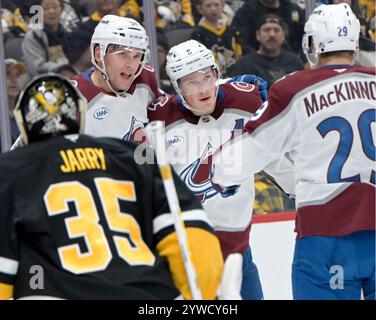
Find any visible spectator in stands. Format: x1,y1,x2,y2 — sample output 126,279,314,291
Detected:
253,172,295,215
227,14,304,85
62,29,92,73
157,32,174,94
53,64,80,79
368,15,375,40
1,5,28,38
1,0,31,60
119,0,141,19
191,0,243,75
78,0,140,35
22,0,69,76
60,0,89,31
231,0,305,53
5,59,28,143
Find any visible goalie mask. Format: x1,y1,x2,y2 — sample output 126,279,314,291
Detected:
14,74,86,144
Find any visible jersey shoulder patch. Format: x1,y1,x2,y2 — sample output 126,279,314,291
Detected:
148,95,171,111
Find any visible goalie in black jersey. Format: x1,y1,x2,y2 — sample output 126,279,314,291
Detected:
0,74,224,300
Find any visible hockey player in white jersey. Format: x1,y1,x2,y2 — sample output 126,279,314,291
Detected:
213,3,375,300
148,40,295,300
72,15,160,142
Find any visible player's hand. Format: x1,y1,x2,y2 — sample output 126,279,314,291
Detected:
227,74,268,102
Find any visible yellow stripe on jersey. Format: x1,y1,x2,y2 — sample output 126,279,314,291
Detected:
157,227,224,300
0,282,13,300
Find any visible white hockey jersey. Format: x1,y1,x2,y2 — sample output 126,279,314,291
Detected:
73,66,159,142
213,66,376,238
148,83,294,257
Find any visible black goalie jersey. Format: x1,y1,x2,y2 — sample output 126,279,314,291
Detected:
0,134,217,299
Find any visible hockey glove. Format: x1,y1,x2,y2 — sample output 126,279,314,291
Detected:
228,74,268,102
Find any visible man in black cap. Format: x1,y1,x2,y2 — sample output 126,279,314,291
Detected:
62,30,92,74
227,14,304,85
231,0,305,53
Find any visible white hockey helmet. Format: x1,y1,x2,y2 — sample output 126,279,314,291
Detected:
90,15,150,94
302,3,360,66
166,40,220,110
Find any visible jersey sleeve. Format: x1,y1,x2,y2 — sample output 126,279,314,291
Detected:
212,85,295,187
263,155,296,199
0,177,18,299
151,163,224,300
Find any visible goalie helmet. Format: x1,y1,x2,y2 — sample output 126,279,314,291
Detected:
166,40,221,111
90,15,150,94
302,3,360,67
14,74,86,144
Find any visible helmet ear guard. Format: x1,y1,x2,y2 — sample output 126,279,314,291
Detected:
302,3,360,67
14,73,86,144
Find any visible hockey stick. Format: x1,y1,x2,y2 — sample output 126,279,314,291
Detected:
148,121,202,300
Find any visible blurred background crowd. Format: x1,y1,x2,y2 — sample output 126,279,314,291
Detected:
1,0,375,214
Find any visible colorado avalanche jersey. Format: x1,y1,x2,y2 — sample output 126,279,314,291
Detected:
214,66,376,238
73,66,159,141
148,83,293,257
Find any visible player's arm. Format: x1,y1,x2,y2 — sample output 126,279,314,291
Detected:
0,178,18,300
151,163,224,300
212,87,294,187
263,155,296,199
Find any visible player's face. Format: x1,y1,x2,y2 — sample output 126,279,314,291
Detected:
179,68,218,116
104,45,144,92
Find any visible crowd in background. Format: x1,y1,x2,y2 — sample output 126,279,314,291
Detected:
1,0,375,215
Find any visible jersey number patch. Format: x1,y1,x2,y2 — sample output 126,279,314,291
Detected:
44,178,155,274
317,109,375,184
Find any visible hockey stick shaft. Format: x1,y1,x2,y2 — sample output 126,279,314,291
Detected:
148,121,202,300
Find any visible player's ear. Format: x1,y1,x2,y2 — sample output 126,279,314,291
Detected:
94,45,103,69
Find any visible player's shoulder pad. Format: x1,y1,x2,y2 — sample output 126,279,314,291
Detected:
71,71,103,102
143,64,155,73
148,94,172,112
220,83,262,113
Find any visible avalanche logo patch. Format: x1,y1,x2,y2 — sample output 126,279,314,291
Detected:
93,107,109,120
180,119,245,203
180,143,217,203
122,116,149,143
